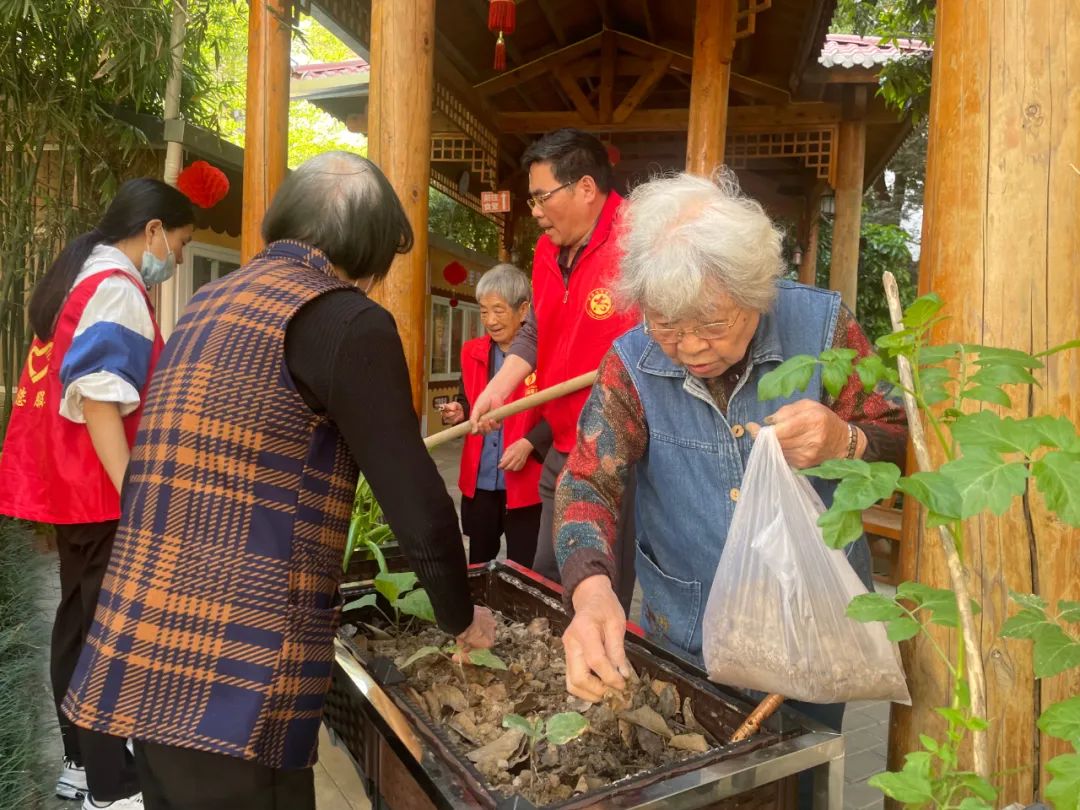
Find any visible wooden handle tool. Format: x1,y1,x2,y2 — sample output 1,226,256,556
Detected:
729,693,785,743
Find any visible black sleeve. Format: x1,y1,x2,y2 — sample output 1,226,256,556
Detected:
524,418,553,462
286,291,473,636
454,378,470,420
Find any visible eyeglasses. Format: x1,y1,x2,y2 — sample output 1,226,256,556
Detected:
527,180,576,210
644,312,741,345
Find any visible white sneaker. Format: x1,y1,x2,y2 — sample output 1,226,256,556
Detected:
56,758,88,800
82,793,144,809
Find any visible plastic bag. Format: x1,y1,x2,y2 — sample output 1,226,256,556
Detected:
702,427,910,704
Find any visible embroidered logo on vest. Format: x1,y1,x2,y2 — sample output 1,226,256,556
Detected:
27,341,53,383
523,372,538,395
586,288,614,320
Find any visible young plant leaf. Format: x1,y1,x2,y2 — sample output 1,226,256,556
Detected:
1060,601,1080,624
875,328,917,357
847,592,906,623
816,507,865,549
466,648,508,670
1037,695,1080,745
855,353,896,392
939,448,1029,518
897,472,963,523
969,362,1039,388
903,293,944,329
918,343,962,366
395,588,436,623
1030,627,1080,679
957,774,998,804
342,593,378,613
968,345,1043,369
361,537,389,575
502,714,540,740
343,519,361,572
757,355,818,400
1035,338,1080,358
951,412,1037,455
1044,750,1080,810
544,712,590,745
1029,416,1080,453
960,384,1012,408
401,645,443,669
819,348,858,398
897,582,979,628
1032,451,1080,527
831,463,902,512
374,571,418,604
869,768,933,805
886,617,921,642
919,366,954,406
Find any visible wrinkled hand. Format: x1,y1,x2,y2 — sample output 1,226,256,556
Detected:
438,401,465,426
498,438,534,472
468,386,505,435
746,399,857,468
455,605,497,652
562,575,630,702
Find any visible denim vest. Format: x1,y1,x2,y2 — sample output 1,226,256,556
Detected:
614,281,872,664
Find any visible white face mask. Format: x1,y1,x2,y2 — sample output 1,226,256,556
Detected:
140,229,176,287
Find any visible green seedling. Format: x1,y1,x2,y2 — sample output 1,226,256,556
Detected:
502,712,589,777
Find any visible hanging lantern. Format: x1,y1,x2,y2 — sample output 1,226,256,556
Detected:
449,297,459,308
605,144,621,167
493,31,507,71
442,261,468,287
176,161,230,209
487,0,516,34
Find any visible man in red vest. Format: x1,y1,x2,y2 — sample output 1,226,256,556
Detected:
470,129,638,609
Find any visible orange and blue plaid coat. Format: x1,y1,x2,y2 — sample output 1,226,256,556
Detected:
63,241,360,768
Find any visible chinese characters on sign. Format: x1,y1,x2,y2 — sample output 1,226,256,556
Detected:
480,191,511,214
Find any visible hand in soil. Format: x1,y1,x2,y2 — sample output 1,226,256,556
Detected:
563,574,629,701
456,605,497,652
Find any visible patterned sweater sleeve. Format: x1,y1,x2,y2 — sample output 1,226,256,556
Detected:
829,306,909,468
555,348,648,606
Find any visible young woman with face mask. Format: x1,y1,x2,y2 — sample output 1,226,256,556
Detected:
0,177,195,809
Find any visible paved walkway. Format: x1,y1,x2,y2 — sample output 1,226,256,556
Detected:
34,437,889,809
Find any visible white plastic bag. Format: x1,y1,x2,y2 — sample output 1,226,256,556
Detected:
702,427,910,704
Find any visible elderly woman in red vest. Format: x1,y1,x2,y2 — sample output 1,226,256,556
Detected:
439,264,549,565
0,178,196,809
61,153,495,810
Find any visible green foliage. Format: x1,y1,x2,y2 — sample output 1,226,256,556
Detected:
343,473,395,572
0,520,48,806
759,291,1080,808
429,188,500,257
502,711,589,751
400,642,506,672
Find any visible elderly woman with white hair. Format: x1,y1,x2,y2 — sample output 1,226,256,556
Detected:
440,263,550,565
554,172,907,733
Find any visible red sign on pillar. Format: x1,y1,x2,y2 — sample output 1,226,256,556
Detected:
481,190,511,213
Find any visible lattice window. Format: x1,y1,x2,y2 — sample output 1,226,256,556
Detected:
433,82,499,189
735,0,772,40
726,128,836,184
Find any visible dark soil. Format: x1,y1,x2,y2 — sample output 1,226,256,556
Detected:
344,614,719,806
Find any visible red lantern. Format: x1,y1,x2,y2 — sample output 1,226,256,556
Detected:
494,31,507,71
176,161,230,209
449,297,459,308
606,144,621,167
442,261,468,286
488,0,516,34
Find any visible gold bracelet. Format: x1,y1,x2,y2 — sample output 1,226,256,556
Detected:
845,423,858,459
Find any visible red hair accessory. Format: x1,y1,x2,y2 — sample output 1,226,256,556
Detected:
177,161,230,208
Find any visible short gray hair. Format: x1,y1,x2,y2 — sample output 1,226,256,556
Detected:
616,171,784,320
475,263,531,308
262,151,413,280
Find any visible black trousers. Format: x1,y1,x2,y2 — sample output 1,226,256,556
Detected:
134,741,315,810
531,448,637,612
52,521,139,801
461,488,541,566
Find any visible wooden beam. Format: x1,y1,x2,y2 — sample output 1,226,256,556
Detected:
613,53,672,123
640,0,656,41
729,74,791,105
599,30,617,122
788,0,833,96
241,0,290,262
369,0,435,415
554,66,598,123
569,54,652,77
496,102,844,133
613,30,693,73
686,0,737,173
473,33,604,96
801,65,883,85
535,0,567,46
828,85,867,312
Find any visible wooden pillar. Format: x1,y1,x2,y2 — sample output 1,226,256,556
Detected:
799,185,824,287
888,2,1080,804
829,86,866,312
368,0,435,416
241,0,291,263
685,0,737,175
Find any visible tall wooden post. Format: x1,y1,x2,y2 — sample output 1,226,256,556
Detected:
686,0,737,175
798,185,825,287
241,0,291,263
368,0,435,416
158,0,187,338
829,86,866,312
889,3,1080,803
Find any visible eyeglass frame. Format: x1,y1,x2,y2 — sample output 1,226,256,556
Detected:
527,179,577,210
643,311,742,345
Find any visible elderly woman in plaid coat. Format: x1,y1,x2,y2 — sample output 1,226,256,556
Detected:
62,153,495,810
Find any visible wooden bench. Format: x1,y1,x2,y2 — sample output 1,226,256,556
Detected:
863,497,903,586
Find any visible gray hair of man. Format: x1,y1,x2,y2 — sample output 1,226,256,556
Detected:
475,263,531,308
616,171,784,322
261,151,413,281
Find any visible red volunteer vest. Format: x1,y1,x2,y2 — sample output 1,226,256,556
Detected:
457,335,542,509
0,270,163,524
532,191,639,452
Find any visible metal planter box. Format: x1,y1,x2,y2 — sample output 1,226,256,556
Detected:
324,561,844,810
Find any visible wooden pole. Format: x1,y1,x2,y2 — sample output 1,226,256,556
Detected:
888,2,1080,803
798,185,824,287
158,0,186,339
829,86,866,312
241,0,291,263
685,0,737,175
368,0,435,417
